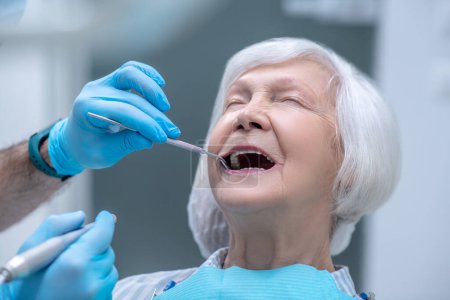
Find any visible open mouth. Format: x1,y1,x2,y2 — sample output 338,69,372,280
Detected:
222,149,276,171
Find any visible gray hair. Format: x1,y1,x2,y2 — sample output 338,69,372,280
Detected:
188,37,401,257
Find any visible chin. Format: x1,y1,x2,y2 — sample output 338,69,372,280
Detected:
211,174,285,214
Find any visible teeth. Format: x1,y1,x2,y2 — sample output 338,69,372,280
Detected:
229,150,274,170
230,152,240,169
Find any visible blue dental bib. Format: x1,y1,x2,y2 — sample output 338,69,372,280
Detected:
156,264,355,299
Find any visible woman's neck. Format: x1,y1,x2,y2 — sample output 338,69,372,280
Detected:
222,205,335,272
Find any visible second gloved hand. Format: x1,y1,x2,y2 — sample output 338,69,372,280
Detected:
9,211,118,300
48,61,181,175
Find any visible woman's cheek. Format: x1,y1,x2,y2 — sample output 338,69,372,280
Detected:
208,114,236,150
208,120,226,152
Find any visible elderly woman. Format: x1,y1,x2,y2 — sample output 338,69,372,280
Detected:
113,38,400,299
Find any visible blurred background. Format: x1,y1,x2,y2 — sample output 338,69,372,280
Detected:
0,0,449,299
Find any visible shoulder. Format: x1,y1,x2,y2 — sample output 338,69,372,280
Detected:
113,267,197,299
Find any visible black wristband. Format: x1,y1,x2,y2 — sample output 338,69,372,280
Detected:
28,121,71,181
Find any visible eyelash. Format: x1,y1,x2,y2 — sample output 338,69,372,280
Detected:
225,98,245,108
282,98,298,103
224,97,307,109
279,97,305,107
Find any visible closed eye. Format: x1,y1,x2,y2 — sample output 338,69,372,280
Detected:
284,98,300,104
278,96,325,115
225,98,246,110
279,97,306,107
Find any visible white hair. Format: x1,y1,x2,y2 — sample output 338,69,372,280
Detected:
188,37,401,257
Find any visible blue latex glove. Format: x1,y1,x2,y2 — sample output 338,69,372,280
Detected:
48,61,181,175
8,211,118,300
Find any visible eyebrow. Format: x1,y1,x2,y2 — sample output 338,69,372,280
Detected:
271,76,318,100
226,80,249,96
228,76,319,103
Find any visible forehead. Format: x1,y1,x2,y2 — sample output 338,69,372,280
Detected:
228,59,333,101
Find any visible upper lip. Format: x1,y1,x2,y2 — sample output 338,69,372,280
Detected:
220,144,277,163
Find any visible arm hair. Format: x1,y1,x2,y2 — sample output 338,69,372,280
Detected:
0,139,66,231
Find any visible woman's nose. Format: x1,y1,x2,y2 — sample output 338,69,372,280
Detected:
234,102,271,132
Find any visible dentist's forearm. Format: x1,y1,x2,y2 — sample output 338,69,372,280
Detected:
0,140,65,231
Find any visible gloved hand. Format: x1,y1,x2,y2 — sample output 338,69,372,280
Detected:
48,61,181,175
9,211,118,300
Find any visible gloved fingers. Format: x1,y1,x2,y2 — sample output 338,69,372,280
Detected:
92,89,180,138
111,64,170,112
120,61,166,88
114,89,180,137
88,100,168,143
118,131,154,152
96,266,119,300
92,247,116,279
19,211,85,253
76,211,115,256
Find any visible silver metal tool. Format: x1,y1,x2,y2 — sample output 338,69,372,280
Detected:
87,112,229,169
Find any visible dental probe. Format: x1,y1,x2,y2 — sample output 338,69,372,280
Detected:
0,214,117,284
87,112,229,169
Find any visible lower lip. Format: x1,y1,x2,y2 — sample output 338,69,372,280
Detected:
221,164,279,175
